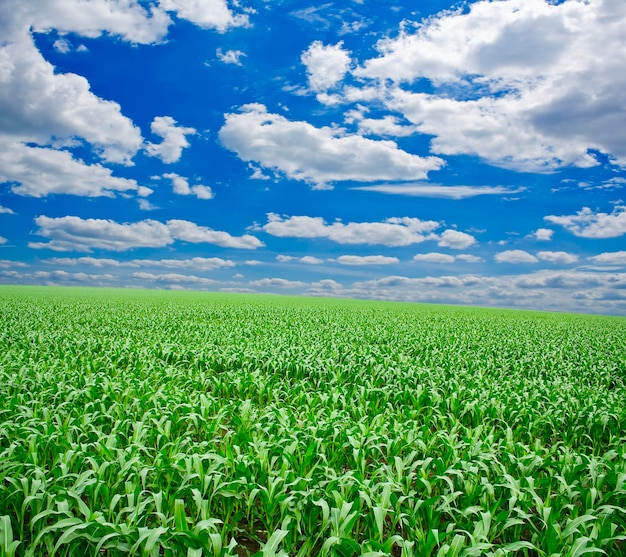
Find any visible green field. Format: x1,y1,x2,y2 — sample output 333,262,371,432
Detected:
1,286,625,557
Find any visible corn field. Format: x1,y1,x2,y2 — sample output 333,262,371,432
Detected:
1,286,625,557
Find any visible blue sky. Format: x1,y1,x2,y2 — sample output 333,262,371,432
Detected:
1,0,625,315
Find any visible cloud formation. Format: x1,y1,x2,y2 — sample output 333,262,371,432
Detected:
29,215,263,252
354,0,626,171
163,173,214,200
261,213,440,246
145,117,196,164
159,0,249,32
495,250,539,264
336,255,399,265
0,143,148,198
301,41,351,93
545,205,626,238
219,104,444,187
354,183,520,199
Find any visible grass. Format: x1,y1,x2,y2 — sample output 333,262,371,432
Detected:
0,285,625,556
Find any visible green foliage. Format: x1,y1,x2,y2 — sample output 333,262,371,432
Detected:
0,286,625,556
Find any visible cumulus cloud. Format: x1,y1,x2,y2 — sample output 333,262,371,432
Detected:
276,255,324,264
132,272,216,287
352,115,418,138
145,117,196,163
545,205,626,238
0,259,27,268
159,0,249,32
495,250,539,264
163,173,214,200
1,0,171,45
219,104,444,187
301,255,324,265
45,256,236,271
588,251,626,266
249,278,307,288
537,251,579,265
0,31,143,165
336,255,399,265
345,270,626,313
301,41,351,93
413,253,455,264
29,215,263,252
166,220,263,249
437,229,477,250
355,0,626,171
413,252,483,264
0,143,148,198
53,38,71,53
0,205,15,214
532,228,554,241
260,213,440,246
216,48,246,65
513,270,625,290
456,254,483,263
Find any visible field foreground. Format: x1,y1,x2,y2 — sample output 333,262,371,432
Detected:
1,286,625,557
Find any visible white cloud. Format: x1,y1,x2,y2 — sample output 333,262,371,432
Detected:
339,270,626,313
301,41,351,93
276,255,324,264
45,256,235,271
31,270,117,283
588,251,626,266
162,173,214,200
44,257,125,268
456,254,483,263
29,215,263,252
0,31,143,165
145,257,235,271
216,48,246,65
537,251,579,265
132,272,216,287
495,250,539,264
145,116,196,163
336,255,399,265
533,228,554,241
249,278,307,288
353,183,521,199
166,219,263,249
53,38,71,53
0,260,27,268
413,252,483,264
219,104,444,187
0,143,146,198
413,253,455,264
355,116,418,138
301,255,324,265
355,0,626,171
29,216,173,252
0,205,15,214
545,206,626,238
261,213,440,246
1,0,171,45
437,229,476,250
0,236,7,245
514,270,626,290
159,0,249,31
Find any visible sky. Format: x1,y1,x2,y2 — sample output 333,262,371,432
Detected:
1,0,626,315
